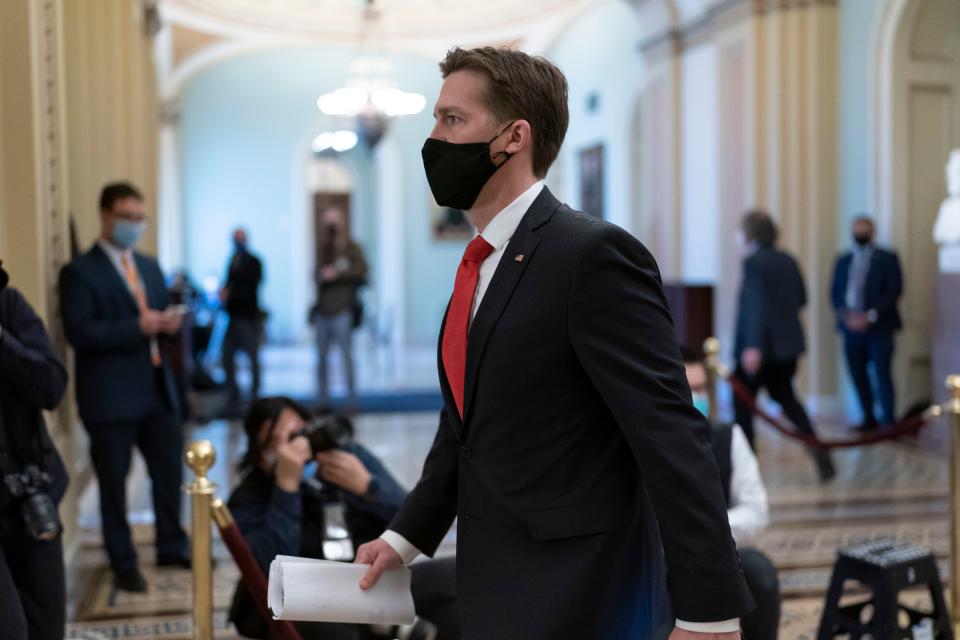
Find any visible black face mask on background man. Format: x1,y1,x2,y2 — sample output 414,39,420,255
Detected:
853,234,872,247
0,260,8,290
421,121,515,211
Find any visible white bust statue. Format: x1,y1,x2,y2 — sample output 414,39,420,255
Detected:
933,149,960,245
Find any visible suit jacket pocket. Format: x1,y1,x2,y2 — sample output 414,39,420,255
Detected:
524,496,632,541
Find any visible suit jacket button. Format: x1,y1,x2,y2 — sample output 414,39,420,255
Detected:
459,446,473,459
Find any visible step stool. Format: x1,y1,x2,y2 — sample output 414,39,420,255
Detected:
817,539,952,639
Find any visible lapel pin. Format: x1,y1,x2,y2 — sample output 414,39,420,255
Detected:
514,254,525,263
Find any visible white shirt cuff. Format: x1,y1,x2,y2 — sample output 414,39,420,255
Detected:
675,618,740,633
380,530,422,565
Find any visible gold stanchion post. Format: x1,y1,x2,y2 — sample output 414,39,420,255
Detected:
944,375,960,638
185,441,217,640
703,337,721,423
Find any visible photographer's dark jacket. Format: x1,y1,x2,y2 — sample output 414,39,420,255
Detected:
227,443,406,636
0,287,69,513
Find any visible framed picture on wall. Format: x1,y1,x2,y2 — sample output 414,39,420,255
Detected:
579,144,604,218
431,197,474,241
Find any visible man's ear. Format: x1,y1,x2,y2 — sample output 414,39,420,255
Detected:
504,120,532,155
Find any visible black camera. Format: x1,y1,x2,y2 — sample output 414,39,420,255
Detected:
291,414,354,455
3,464,62,541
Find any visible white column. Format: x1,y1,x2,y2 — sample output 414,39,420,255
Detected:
157,100,184,272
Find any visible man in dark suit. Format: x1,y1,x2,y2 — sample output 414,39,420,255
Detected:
221,228,264,407
0,261,70,640
355,47,753,640
733,210,835,482
830,216,903,430
59,182,189,592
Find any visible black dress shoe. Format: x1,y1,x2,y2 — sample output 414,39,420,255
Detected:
157,554,192,569
815,450,836,484
113,568,147,593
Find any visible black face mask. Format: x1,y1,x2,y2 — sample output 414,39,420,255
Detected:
0,261,8,291
421,122,515,211
853,234,872,247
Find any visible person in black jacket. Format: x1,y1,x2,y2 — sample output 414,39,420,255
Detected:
733,210,835,482
227,397,458,640
0,260,70,640
59,182,189,592
221,228,264,407
830,217,903,430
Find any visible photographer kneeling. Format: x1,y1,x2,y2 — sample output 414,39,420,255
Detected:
0,261,70,640
228,397,459,640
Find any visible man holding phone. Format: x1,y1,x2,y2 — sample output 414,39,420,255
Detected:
59,182,189,593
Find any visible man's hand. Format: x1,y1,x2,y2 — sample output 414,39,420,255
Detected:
159,309,184,335
355,539,403,590
843,311,870,333
315,450,372,497
321,266,339,283
740,347,762,376
138,310,167,336
669,629,740,640
275,435,311,493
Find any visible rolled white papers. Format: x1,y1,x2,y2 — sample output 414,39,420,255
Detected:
268,555,416,626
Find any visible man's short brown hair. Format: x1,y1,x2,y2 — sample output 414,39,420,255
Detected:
440,47,569,178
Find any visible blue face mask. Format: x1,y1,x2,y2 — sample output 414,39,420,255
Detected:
112,220,145,250
692,393,710,418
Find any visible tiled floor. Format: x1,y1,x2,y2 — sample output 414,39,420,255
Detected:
65,352,953,638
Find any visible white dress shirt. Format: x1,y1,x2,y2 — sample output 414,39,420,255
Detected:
381,181,739,634
97,238,138,290
727,424,770,544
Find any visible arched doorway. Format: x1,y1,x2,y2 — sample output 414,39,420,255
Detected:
874,0,960,409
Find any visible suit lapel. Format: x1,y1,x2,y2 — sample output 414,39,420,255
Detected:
91,245,139,314
460,188,561,430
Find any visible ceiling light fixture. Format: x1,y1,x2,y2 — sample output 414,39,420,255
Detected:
316,0,425,146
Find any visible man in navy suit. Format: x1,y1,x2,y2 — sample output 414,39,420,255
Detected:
733,210,835,482
354,47,753,640
830,216,903,430
59,183,189,592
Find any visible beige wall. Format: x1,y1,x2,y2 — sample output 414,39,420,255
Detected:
637,0,842,408
64,0,160,252
0,0,160,556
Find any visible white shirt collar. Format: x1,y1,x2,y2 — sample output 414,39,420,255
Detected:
97,238,133,268
479,181,545,251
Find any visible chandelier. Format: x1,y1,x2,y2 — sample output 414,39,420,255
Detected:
317,56,426,118
316,0,426,143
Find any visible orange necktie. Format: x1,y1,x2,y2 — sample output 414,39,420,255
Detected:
122,254,161,367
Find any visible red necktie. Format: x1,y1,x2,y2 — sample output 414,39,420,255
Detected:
442,236,495,417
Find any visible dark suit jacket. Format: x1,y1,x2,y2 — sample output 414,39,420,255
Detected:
829,247,903,334
734,246,807,361
224,250,263,319
59,244,179,426
389,188,753,640
0,287,69,508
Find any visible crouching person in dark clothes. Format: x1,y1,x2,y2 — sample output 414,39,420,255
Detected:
228,397,459,640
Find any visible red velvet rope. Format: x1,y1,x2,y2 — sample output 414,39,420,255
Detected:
726,373,933,450
216,520,303,640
